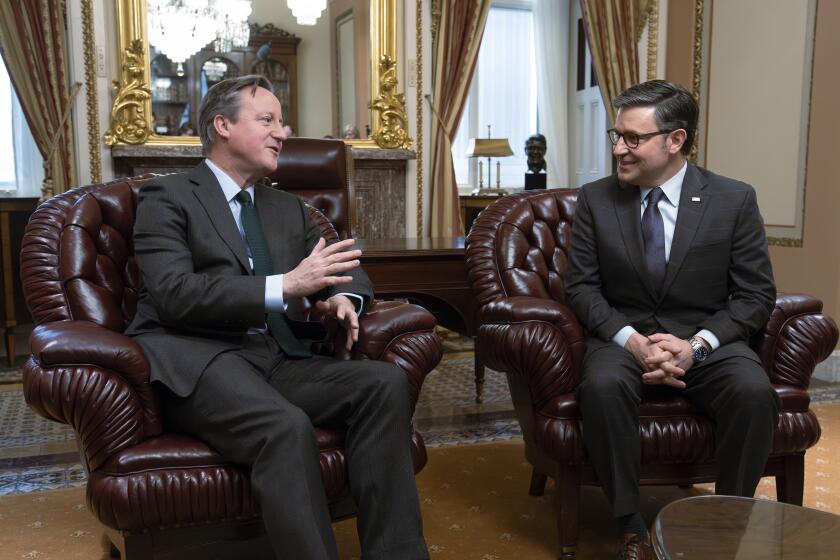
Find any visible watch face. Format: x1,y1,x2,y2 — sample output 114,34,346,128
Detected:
693,341,709,362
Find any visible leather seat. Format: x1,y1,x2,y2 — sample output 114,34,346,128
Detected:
465,188,838,560
20,175,442,559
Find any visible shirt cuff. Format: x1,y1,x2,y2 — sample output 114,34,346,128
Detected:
694,329,720,351
265,274,287,312
612,326,638,349
336,292,365,314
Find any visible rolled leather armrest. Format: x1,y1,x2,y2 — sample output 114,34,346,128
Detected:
338,300,442,409
752,293,839,388
23,320,162,472
30,320,150,385
481,296,586,370
478,296,586,408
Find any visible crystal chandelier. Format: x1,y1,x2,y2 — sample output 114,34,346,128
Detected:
287,0,326,26
214,0,252,53
147,0,252,64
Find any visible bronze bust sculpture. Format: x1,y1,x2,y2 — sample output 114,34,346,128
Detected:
525,133,547,173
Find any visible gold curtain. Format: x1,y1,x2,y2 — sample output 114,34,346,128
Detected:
428,0,491,237
580,0,656,124
0,0,76,198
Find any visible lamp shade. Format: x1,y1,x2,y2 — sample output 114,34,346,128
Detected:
465,138,513,158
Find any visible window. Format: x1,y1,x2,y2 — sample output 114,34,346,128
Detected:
452,3,537,192
0,58,16,192
0,55,43,198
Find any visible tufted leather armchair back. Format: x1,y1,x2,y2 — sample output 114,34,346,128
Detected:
467,189,578,309
264,137,355,239
22,177,150,332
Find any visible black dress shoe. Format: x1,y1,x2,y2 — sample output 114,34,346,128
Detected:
616,532,654,560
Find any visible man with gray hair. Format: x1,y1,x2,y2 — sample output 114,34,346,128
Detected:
565,80,778,559
126,75,428,560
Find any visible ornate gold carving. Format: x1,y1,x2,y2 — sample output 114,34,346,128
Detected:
689,0,704,163
111,0,402,149
767,236,803,248
646,1,659,81
430,0,442,43
416,0,424,237
81,0,101,182
104,39,151,146
369,55,413,150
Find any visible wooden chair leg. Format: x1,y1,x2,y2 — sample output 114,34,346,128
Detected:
776,453,805,505
529,467,548,496
554,464,580,560
106,528,153,560
474,350,485,403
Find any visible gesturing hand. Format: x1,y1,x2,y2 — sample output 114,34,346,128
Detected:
314,295,359,351
284,238,362,299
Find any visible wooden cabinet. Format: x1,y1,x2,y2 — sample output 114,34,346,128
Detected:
150,23,300,137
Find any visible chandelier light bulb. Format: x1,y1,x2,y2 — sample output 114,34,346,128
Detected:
287,0,326,26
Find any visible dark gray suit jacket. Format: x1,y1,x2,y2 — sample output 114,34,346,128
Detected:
125,161,373,397
564,164,775,362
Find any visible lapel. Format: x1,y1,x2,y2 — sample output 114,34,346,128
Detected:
613,178,659,300
660,164,709,296
189,161,252,274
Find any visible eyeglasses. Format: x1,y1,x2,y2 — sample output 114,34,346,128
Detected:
607,128,675,149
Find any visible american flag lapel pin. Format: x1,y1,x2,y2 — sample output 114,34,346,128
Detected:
691,196,701,202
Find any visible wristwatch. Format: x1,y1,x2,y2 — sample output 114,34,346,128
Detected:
687,336,709,364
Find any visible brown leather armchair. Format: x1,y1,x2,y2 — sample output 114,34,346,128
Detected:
465,189,838,559
20,176,442,560
263,137,356,239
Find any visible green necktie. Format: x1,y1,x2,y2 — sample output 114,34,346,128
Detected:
235,190,311,358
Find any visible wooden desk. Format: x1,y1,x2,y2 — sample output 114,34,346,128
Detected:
1,197,38,366
459,194,503,234
356,237,485,401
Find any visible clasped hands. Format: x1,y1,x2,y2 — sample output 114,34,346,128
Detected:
625,332,696,389
284,238,362,351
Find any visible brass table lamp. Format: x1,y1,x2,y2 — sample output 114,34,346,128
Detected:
465,128,513,196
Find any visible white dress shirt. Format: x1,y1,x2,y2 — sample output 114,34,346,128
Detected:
205,159,363,315
611,161,720,351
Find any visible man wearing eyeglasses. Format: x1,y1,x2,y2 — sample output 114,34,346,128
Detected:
565,80,778,560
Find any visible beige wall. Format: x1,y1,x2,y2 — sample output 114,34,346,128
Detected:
250,1,333,137
705,0,813,235
667,0,840,332
769,0,840,322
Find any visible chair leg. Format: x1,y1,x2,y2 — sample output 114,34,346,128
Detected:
776,453,805,505
554,464,580,560
106,528,154,560
529,467,547,496
474,350,485,403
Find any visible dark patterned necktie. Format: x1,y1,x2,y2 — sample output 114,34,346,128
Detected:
235,190,311,357
642,187,666,293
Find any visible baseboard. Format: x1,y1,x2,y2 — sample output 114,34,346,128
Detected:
814,350,840,382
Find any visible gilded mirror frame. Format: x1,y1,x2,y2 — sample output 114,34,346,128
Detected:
105,0,411,149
